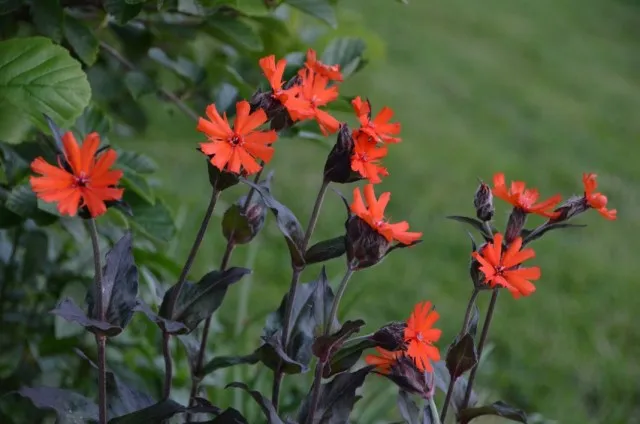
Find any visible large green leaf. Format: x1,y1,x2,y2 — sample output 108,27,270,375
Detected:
31,0,64,43
207,16,264,52
0,37,91,139
64,14,100,66
123,190,176,242
104,0,144,24
284,0,337,28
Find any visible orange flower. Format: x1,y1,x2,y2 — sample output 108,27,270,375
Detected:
283,69,340,135
258,55,288,100
305,48,343,82
492,173,561,218
582,173,617,220
472,233,541,299
30,132,123,218
197,101,277,176
350,184,422,245
365,347,402,375
404,301,441,372
352,96,401,144
351,133,389,184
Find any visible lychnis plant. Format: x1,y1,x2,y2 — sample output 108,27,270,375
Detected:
0,2,618,424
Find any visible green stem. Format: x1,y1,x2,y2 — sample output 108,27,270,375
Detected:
306,265,355,424
163,189,220,399
271,178,331,410
440,288,480,422
462,288,500,408
87,220,107,424
428,395,442,424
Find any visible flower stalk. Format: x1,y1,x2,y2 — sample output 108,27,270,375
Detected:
271,178,331,410
87,219,107,424
305,263,355,424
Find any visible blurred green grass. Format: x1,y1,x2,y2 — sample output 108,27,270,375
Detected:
115,0,640,422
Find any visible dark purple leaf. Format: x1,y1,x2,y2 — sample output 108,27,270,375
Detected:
255,333,308,374
446,216,492,241
107,399,186,424
445,333,478,381
134,300,188,334
305,236,346,264
240,178,305,266
226,382,284,424
324,338,377,378
199,353,260,378
87,232,139,331
298,366,372,424
208,407,249,423
16,386,98,422
433,360,477,413
459,401,528,424
50,297,122,336
159,267,250,332
397,390,421,424
312,319,365,362
521,222,585,245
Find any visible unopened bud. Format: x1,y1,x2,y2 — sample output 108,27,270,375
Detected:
324,124,361,184
549,195,587,223
345,215,391,270
386,356,433,399
372,322,407,351
205,158,239,192
474,181,494,222
222,200,267,245
505,207,527,243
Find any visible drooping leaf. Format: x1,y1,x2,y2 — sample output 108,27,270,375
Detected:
521,222,586,245
16,386,98,422
284,0,337,28
210,407,249,423
199,353,260,378
312,319,365,362
207,16,264,52
124,71,156,100
321,38,366,79
134,300,188,334
240,178,305,266
0,37,91,133
397,390,421,424
446,216,492,241
305,236,346,264
298,366,372,424
159,267,251,333
31,0,64,42
108,399,186,424
255,333,308,374
433,360,477,414
258,267,336,373
226,382,284,424
459,401,528,424
445,333,478,381
86,232,139,331
51,297,122,336
64,14,99,65
104,0,144,24
325,338,377,378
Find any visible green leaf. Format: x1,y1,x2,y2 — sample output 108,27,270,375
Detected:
124,71,155,99
64,14,99,65
124,190,176,242
104,0,143,24
207,16,264,52
73,105,112,139
240,178,305,266
86,233,139,331
116,150,157,174
159,267,251,333
459,401,528,424
0,0,22,16
21,230,49,281
298,366,371,424
324,338,376,378
108,399,187,424
226,382,285,424
445,333,478,381
305,236,346,264
199,353,260,377
284,0,337,28
0,37,91,134
31,0,64,42
16,387,98,422
321,38,366,79
6,184,58,225
0,141,29,184
148,47,205,84
51,297,123,336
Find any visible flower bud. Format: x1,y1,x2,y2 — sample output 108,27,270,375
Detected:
473,181,494,222
222,199,267,245
345,215,391,270
206,158,239,191
386,356,433,399
324,124,362,184
549,195,587,223
505,207,527,243
372,322,407,351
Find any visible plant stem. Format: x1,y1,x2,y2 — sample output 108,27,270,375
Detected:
271,178,331,410
428,395,442,424
87,220,107,424
440,288,480,422
462,288,500,408
162,189,220,399
99,41,199,122
306,265,355,424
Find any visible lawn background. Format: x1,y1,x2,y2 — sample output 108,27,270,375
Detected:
115,0,640,422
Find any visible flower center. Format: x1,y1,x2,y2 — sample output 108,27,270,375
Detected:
356,152,369,162
416,332,424,342
495,265,506,275
73,172,90,188
374,219,385,228
229,135,244,146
